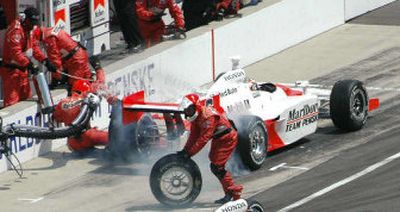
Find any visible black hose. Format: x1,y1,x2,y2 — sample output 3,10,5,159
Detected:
3,101,96,140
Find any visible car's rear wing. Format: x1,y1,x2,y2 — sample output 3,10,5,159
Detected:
122,90,184,125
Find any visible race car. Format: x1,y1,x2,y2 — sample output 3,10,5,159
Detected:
121,67,380,170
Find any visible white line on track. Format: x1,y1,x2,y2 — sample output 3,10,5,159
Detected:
18,197,44,203
269,163,309,171
269,163,287,171
278,151,400,212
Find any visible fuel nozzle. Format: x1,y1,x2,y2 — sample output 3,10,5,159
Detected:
32,70,55,114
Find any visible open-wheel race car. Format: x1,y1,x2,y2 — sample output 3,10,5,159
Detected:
122,67,380,170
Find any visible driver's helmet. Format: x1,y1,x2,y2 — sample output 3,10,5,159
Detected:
180,93,200,122
248,78,258,91
72,80,91,97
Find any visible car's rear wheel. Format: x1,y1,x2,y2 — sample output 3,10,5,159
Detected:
234,115,268,170
330,80,368,131
132,114,160,156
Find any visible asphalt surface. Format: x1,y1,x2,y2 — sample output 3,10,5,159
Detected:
247,1,400,211
2,1,400,212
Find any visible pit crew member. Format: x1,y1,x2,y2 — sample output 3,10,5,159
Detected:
53,80,110,152
32,27,105,89
136,0,185,47
1,7,57,107
177,93,243,204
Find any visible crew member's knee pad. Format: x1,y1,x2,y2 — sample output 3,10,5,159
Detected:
210,163,227,180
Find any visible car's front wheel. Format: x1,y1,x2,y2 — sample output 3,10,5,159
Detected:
330,80,368,131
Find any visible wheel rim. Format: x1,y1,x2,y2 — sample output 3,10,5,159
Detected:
350,88,367,120
160,166,194,201
249,203,264,212
249,124,267,164
136,122,159,154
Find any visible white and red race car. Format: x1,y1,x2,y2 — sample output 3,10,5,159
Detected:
121,67,379,170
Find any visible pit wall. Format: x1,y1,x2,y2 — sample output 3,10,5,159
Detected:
0,0,394,173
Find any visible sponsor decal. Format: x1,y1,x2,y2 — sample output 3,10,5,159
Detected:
0,112,48,160
54,9,66,31
220,202,247,212
223,71,245,82
226,99,250,113
220,87,238,97
93,0,106,24
61,99,83,109
285,103,319,132
107,63,155,102
12,34,21,43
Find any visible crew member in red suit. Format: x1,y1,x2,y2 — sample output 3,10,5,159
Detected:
0,7,57,107
32,26,104,89
177,93,243,204
53,80,109,152
136,0,185,47
216,0,240,19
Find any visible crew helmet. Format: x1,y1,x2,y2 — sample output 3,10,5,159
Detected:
180,93,200,122
72,80,91,96
23,7,40,26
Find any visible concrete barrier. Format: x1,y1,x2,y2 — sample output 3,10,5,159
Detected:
1,0,386,173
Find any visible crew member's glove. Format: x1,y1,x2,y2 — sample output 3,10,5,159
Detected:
27,61,39,74
106,95,119,105
177,149,190,159
89,56,102,70
43,58,57,73
87,93,100,108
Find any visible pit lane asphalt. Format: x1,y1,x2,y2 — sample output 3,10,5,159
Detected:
245,1,400,211
2,1,400,212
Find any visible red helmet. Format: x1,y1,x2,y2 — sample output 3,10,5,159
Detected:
72,80,91,96
180,93,200,122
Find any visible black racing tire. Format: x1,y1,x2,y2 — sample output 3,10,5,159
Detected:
234,115,268,171
132,114,160,156
247,199,265,212
150,154,202,207
330,80,369,131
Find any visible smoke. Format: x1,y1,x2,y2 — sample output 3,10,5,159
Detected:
105,100,139,163
226,149,251,177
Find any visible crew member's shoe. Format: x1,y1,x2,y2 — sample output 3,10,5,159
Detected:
128,43,145,54
214,194,232,204
228,185,244,200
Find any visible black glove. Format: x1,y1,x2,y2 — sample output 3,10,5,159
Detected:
43,58,57,73
177,149,190,159
27,61,39,74
89,56,102,70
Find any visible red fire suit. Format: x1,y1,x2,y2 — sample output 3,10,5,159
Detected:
184,106,241,198
217,0,240,15
40,27,92,86
136,0,185,47
53,94,109,152
1,19,47,107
